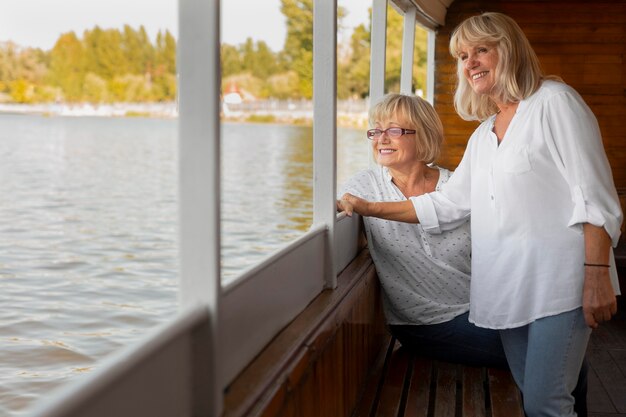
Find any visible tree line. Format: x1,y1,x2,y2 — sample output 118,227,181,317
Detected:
0,25,175,104
0,0,426,104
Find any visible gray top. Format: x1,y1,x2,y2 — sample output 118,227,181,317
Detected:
341,166,471,325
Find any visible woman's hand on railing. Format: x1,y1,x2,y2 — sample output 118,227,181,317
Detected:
339,194,419,223
337,196,354,216
337,193,371,217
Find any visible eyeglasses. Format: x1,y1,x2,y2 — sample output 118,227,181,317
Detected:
366,127,416,140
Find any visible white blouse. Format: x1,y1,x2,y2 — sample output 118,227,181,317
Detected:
411,80,622,329
341,166,472,325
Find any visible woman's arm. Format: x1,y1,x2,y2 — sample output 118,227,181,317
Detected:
582,223,617,328
543,86,623,246
339,193,419,223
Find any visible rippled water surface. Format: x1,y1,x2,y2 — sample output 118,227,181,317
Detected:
0,114,367,416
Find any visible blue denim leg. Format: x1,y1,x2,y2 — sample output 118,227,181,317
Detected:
499,308,591,417
389,311,508,368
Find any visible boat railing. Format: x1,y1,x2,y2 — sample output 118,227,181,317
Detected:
25,305,218,417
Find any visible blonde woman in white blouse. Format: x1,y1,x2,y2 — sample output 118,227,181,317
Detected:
340,13,621,417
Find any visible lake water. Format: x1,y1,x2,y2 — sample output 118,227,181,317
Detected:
0,114,368,416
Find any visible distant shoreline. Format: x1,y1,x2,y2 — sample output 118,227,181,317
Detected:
0,102,178,119
0,101,369,129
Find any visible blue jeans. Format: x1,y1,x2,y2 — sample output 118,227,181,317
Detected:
499,308,591,417
389,311,508,368
389,311,588,416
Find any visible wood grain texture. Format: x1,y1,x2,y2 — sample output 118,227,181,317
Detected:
462,367,486,417
488,369,524,417
223,248,386,417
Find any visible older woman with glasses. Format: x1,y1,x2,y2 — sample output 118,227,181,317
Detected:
338,93,508,367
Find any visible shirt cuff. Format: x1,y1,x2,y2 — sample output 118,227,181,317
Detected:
567,185,623,246
410,194,442,234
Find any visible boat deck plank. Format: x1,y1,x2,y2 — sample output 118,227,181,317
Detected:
356,339,524,417
356,306,626,417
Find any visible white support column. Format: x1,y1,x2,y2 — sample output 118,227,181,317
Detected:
178,0,221,414
426,30,436,105
313,0,338,288
369,0,387,104
400,7,416,94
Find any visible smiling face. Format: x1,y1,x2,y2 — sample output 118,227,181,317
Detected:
372,116,418,170
458,44,499,97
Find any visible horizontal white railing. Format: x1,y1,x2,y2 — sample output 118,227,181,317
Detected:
221,224,326,384
26,305,217,417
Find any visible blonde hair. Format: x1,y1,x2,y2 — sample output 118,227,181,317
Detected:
449,12,547,121
369,93,444,164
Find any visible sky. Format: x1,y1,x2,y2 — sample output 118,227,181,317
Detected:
0,0,370,52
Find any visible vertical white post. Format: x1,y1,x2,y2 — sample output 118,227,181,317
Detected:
369,0,387,104
426,30,436,105
178,0,221,414
400,7,416,94
313,0,338,287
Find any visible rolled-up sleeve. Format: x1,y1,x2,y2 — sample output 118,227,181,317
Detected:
410,143,472,234
542,89,623,246
411,194,441,233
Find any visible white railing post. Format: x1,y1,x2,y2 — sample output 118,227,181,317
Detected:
369,0,388,104
368,0,387,167
400,6,416,94
178,0,221,414
313,0,338,287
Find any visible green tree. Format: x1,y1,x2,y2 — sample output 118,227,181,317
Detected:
109,73,152,101
221,43,242,77
83,72,109,102
384,6,428,94
152,73,176,101
9,79,34,103
267,70,300,99
155,30,176,75
280,0,314,98
84,27,126,79
339,22,371,98
0,43,48,95
0,42,20,86
33,85,61,102
15,48,48,84
240,38,280,80
122,25,155,75
280,0,346,98
47,32,86,101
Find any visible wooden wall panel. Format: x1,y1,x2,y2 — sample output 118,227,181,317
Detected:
434,0,626,213
223,249,387,417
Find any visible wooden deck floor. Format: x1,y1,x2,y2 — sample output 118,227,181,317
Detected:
588,303,626,417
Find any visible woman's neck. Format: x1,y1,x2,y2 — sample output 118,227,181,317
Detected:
494,100,519,116
492,101,519,143
389,163,438,197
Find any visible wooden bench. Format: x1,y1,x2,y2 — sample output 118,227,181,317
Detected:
355,337,524,417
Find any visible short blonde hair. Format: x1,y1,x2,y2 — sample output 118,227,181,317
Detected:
369,93,443,164
449,12,546,121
